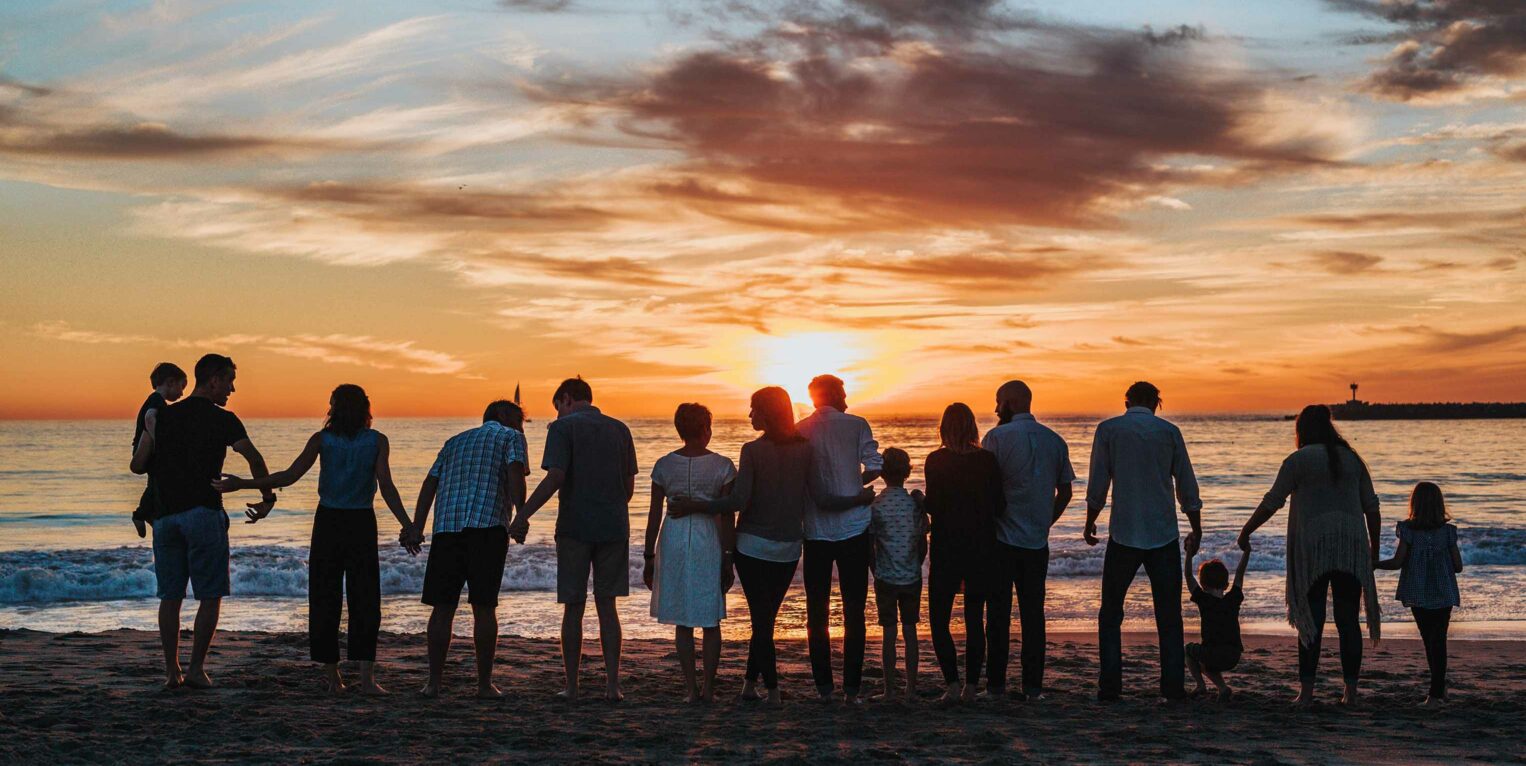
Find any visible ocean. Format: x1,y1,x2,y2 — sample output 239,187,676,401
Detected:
2,415,1523,640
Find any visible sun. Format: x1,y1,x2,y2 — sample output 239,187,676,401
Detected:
752,331,867,408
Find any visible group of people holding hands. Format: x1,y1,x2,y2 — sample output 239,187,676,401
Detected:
130,355,1464,707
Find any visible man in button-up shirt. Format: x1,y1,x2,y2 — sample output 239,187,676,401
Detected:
981,380,1074,700
408,400,528,699
797,374,882,702
1084,381,1202,701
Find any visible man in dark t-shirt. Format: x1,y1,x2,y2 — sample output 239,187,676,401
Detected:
515,377,637,701
131,353,275,690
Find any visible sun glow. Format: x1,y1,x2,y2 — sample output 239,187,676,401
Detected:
752,331,868,408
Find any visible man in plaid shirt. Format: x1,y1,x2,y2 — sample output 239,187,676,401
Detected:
406,400,527,698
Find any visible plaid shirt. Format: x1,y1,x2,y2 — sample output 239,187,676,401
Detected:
428,421,528,534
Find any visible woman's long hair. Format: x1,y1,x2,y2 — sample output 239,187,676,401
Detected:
1294,404,1360,481
752,386,802,444
939,402,981,453
325,384,372,437
1407,481,1450,530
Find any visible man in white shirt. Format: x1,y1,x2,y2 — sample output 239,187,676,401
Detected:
980,380,1074,700
1085,381,1203,701
797,374,882,703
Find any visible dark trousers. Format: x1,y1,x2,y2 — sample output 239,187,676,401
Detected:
735,551,798,690
987,543,1049,694
309,507,381,664
803,533,871,694
1297,571,1363,685
1098,538,1184,699
928,555,989,687
1412,606,1451,698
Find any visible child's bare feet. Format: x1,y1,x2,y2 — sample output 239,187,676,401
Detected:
739,680,761,701
961,683,978,703
1339,684,1359,707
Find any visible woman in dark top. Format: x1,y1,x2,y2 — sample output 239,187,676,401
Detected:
923,402,1005,704
670,386,871,705
214,384,413,695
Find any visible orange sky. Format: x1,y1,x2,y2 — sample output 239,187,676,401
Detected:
2,1,1524,420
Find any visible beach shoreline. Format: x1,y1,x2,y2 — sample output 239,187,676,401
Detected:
2,629,1521,764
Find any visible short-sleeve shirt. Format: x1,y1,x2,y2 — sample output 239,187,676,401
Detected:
151,396,249,517
542,405,638,544
650,451,736,504
981,415,1075,549
428,421,527,534
1395,521,1461,609
1191,586,1244,650
133,391,167,452
870,487,924,586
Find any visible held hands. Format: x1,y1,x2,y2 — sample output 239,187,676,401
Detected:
211,473,248,493
507,512,530,544
1083,519,1099,547
399,524,423,555
244,496,275,524
1184,530,1202,557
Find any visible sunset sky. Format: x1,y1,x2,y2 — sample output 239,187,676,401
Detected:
1,0,1523,419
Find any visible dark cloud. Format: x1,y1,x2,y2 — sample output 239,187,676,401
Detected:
535,7,1341,231
0,120,302,159
268,181,615,229
1326,0,1526,101
1395,323,1526,353
1311,250,1384,274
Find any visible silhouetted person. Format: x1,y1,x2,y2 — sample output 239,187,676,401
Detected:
131,362,186,538
797,374,883,704
924,403,1004,704
981,380,1074,700
516,378,638,702
1239,404,1380,706
213,384,416,695
130,353,275,690
406,400,528,698
1085,381,1201,701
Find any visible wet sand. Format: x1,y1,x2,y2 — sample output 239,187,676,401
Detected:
1,629,1521,764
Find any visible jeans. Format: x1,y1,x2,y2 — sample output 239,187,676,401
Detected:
309,507,381,664
1297,571,1363,685
1412,606,1451,698
1098,538,1184,699
803,533,871,694
986,543,1050,694
927,554,989,687
735,552,797,690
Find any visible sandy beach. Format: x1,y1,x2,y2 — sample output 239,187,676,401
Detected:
2,629,1521,764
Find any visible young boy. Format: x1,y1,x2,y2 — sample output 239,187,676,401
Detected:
132,362,187,537
1185,547,1250,701
868,448,925,703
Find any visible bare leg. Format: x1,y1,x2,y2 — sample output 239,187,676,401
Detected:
472,603,502,699
559,601,585,700
594,596,623,701
872,631,899,702
355,661,388,695
184,597,220,689
903,621,919,700
1293,678,1315,706
676,627,698,703
320,662,346,695
701,627,721,702
158,598,184,689
1205,669,1232,701
1187,653,1206,697
422,604,455,698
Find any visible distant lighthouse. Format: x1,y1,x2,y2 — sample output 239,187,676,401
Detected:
1349,382,1359,404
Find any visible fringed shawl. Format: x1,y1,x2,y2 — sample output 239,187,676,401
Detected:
1262,446,1381,644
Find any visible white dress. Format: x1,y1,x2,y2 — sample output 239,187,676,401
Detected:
650,451,736,628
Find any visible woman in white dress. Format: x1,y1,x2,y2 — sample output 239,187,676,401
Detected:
642,403,736,702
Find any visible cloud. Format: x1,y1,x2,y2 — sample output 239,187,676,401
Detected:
0,121,313,160
829,249,1107,289
1308,250,1385,274
499,0,574,10
533,6,1351,230
31,322,468,376
1327,0,1526,102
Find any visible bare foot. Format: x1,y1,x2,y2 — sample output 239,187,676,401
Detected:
184,669,214,690
320,667,346,695
1419,695,1447,707
161,674,184,691
765,689,783,706
869,691,899,703
133,518,147,538
961,684,978,703
1292,692,1315,706
477,683,505,700
937,690,961,705
1190,685,1207,699
354,679,390,696
816,687,835,705
1339,685,1359,707
419,681,441,699
556,688,579,702
1217,688,1234,703
976,687,1004,702
739,683,762,702
843,693,864,706
605,688,625,703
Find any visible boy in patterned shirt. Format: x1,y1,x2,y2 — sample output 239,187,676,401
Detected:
869,448,926,702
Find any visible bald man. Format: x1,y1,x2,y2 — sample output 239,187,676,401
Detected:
979,380,1074,700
